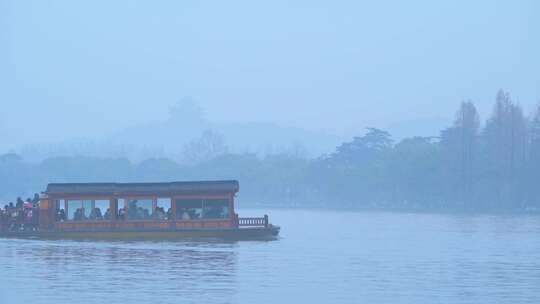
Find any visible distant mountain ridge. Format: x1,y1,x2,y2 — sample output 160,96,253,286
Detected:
109,119,344,159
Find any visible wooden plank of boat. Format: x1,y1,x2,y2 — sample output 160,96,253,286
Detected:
0,226,280,241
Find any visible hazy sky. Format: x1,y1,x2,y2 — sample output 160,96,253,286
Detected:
1,0,539,149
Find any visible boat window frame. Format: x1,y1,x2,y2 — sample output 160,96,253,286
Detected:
124,196,155,221
172,195,233,221
60,197,113,222
120,196,174,222
155,197,173,221
53,194,234,223
174,198,204,220
201,198,230,219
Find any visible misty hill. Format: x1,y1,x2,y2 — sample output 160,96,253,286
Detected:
5,90,540,212
112,121,341,157
18,101,343,162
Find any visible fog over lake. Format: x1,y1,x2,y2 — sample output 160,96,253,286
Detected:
1,1,539,303
1,1,539,153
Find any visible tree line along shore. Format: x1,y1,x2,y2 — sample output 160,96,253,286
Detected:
1,89,539,212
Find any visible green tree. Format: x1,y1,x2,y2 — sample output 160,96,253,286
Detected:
440,100,480,207
331,128,393,165
392,137,441,208
481,89,527,207
526,101,540,207
318,128,394,206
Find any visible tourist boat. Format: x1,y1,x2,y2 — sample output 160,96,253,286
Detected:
0,180,280,240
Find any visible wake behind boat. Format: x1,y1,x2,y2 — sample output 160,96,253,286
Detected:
0,180,280,240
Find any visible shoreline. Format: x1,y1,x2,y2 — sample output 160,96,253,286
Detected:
236,202,540,216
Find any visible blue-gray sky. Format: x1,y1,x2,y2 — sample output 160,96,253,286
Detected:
1,0,539,151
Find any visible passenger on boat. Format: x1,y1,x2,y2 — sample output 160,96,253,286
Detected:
96,208,103,220
155,207,166,220
133,207,142,219
16,197,23,209
89,207,103,220
126,204,137,219
0,200,29,231
31,193,40,207
74,208,85,221
7,202,14,214
24,198,33,210
31,207,39,230
180,211,190,220
15,208,24,230
56,209,66,222
104,208,112,220
23,207,33,229
0,209,8,231
129,206,151,220
140,207,150,219
0,204,13,231
117,208,126,220
2,205,8,225
204,205,226,219
7,204,16,229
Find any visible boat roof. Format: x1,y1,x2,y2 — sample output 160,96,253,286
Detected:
45,180,239,197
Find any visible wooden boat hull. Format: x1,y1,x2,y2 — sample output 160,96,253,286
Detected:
0,226,280,241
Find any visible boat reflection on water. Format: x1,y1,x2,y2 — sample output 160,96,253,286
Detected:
2,239,240,303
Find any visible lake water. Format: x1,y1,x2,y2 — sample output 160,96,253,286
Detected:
1,209,539,304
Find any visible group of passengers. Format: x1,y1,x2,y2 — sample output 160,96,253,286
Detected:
57,207,112,222
69,207,113,221
177,208,202,220
155,206,172,220
0,194,40,231
127,205,152,220
122,204,173,221
58,205,173,221
54,204,226,222
176,206,228,219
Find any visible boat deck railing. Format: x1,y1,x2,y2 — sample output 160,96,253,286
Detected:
237,214,269,228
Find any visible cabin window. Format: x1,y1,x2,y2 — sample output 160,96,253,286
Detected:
66,200,81,220
117,199,126,220
127,199,153,220
156,198,172,220
65,199,110,221
91,200,111,220
55,200,66,222
175,199,202,220
66,200,92,221
202,199,230,219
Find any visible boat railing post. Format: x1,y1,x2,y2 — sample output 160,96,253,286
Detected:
264,214,268,228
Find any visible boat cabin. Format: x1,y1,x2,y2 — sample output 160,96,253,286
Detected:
38,180,263,231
